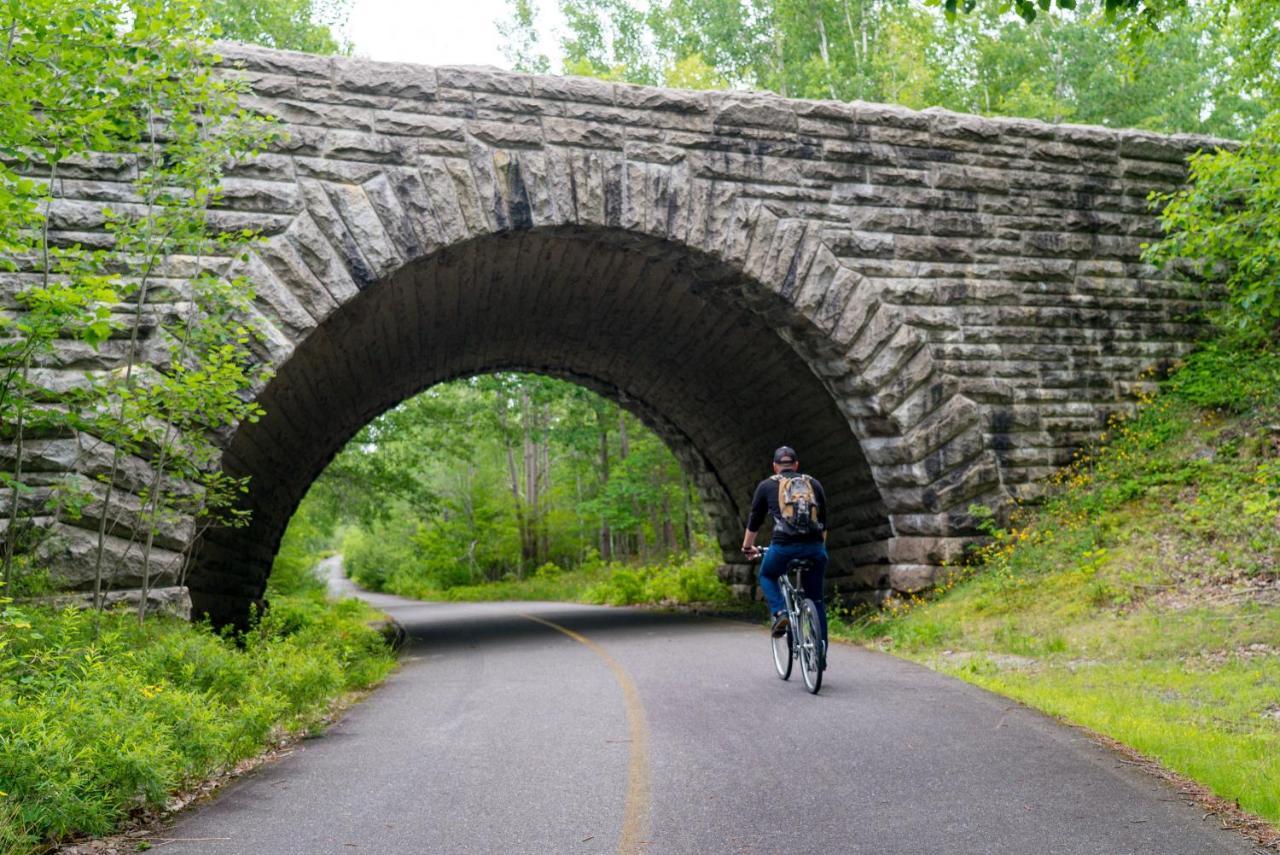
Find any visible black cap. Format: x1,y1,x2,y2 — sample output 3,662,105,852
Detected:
773,446,797,464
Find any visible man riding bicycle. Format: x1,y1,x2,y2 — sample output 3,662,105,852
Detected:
740,446,829,645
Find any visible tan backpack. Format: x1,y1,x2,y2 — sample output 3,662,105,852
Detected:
772,473,821,535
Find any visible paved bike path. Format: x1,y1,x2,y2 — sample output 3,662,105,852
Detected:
154,560,1260,854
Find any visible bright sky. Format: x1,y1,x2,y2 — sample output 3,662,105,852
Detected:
342,0,562,69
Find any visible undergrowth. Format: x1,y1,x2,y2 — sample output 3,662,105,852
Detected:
346,547,733,608
831,343,1280,824
0,595,396,853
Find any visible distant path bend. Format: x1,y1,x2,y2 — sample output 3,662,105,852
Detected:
159,557,1256,854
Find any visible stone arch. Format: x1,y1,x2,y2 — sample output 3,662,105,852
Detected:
189,206,999,622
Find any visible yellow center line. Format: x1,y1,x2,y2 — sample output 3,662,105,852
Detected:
519,612,651,854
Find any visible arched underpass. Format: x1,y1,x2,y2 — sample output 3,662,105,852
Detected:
19,43,1215,623
193,227,910,624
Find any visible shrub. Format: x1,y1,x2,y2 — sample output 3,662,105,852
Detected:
341,524,418,592
581,553,731,606
1148,113,1280,346
0,597,396,853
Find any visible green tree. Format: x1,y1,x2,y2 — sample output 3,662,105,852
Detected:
0,0,196,590
0,0,281,621
1142,1,1279,346
501,0,1263,137
1147,112,1280,347
315,374,707,592
499,0,551,73
206,0,352,53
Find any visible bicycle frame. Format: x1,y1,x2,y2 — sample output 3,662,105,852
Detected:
778,569,803,648
777,560,823,691
758,546,824,692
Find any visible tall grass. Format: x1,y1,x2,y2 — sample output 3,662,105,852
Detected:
0,597,396,853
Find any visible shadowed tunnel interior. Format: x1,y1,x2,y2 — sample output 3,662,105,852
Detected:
189,227,893,623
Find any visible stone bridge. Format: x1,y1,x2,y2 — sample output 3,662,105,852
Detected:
14,42,1214,624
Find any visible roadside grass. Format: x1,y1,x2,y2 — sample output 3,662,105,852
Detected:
831,343,1280,825
346,548,735,608
0,594,396,854
960,658,1280,823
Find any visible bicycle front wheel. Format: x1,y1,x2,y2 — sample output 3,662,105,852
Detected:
798,599,823,694
771,618,793,680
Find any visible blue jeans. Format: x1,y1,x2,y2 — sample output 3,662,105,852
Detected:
759,541,828,643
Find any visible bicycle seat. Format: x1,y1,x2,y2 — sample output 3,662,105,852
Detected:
786,558,814,572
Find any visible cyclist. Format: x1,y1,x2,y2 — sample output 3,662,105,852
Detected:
740,445,829,644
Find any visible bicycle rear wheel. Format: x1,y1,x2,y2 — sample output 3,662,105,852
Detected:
771,618,793,680
798,599,823,694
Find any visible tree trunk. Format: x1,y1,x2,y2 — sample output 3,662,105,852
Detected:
682,472,695,553
814,5,838,99
92,99,165,623
661,491,675,555
497,400,528,573
2,355,27,589
618,414,634,556
596,406,611,561
536,423,550,564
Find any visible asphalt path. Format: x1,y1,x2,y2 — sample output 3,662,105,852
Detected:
153,557,1261,854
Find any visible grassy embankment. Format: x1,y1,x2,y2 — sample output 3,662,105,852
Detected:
831,344,1280,826
0,529,397,854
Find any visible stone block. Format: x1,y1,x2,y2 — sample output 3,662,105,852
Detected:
616,85,710,113
238,251,316,336
374,111,465,139
533,74,615,105
712,93,798,131
332,56,436,100
436,65,532,96
889,563,943,593
926,108,1001,141
543,117,623,149
887,535,971,565
37,520,183,591
34,586,192,619
213,41,330,79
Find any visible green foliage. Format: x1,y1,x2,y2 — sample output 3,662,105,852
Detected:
976,659,1279,823
342,522,422,593
205,0,351,53
581,552,731,606
0,598,395,852
1148,113,1280,346
1160,343,1280,411
359,546,732,607
502,0,1264,137
302,373,708,595
936,0,1180,26
830,341,1280,823
0,0,299,607
499,0,552,72
266,498,334,597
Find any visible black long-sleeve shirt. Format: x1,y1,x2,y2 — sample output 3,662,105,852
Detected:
747,473,827,545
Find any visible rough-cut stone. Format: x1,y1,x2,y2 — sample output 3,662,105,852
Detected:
7,46,1217,626
35,585,192,619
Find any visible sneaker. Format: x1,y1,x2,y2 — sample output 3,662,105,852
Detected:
770,612,790,638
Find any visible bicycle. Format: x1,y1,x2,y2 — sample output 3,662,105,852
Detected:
754,547,824,694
